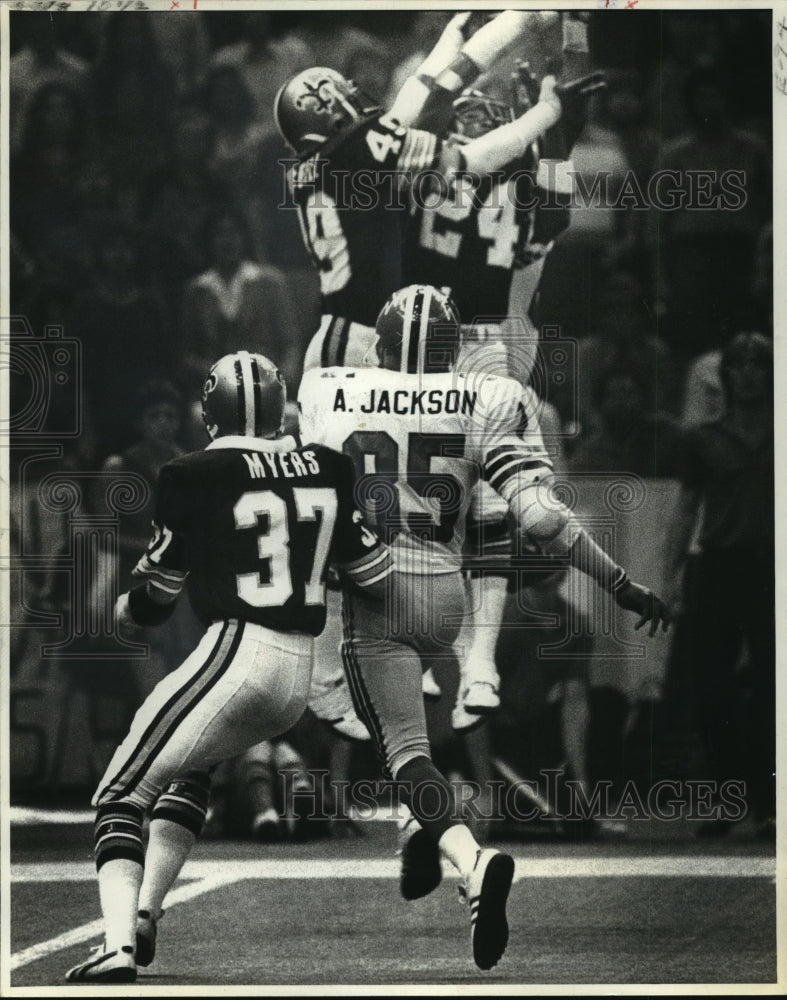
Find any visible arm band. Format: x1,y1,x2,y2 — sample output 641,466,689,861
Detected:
128,584,178,627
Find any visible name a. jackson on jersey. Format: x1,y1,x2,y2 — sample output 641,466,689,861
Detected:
333,387,478,415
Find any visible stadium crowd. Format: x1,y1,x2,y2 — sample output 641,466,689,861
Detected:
9,9,774,840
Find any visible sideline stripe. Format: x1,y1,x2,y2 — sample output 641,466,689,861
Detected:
11,856,776,884
10,874,238,972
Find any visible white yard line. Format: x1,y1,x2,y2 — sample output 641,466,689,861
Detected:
11,855,776,884
10,874,240,971
10,855,776,970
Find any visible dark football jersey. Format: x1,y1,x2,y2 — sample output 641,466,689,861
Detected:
286,113,443,328
133,439,389,636
402,145,571,323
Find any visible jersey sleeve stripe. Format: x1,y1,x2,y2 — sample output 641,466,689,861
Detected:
343,546,394,586
320,317,339,368
486,458,551,492
134,554,187,581
485,450,550,479
343,545,391,574
147,578,185,598
335,318,350,365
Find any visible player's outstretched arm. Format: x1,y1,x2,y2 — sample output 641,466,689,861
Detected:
388,12,473,128
461,75,563,175
407,11,548,132
506,480,671,637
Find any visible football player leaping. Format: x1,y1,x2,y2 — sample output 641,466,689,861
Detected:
298,285,670,970
402,65,606,728
275,12,566,371
65,353,393,984
276,22,570,741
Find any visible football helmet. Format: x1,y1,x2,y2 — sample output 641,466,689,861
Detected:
274,66,381,157
201,351,286,440
375,285,461,374
451,90,514,142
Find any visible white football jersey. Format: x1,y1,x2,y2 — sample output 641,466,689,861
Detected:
299,366,552,574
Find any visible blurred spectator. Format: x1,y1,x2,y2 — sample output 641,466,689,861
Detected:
569,365,685,479
92,14,176,217
536,85,634,345
211,11,312,133
645,12,728,140
343,35,394,102
98,378,199,697
9,13,88,156
663,331,774,837
11,83,98,325
180,210,301,396
201,66,269,240
138,111,229,323
567,270,677,437
680,220,773,427
386,11,452,104
69,220,170,457
297,10,395,85
149,11,211,101
650,67,770,362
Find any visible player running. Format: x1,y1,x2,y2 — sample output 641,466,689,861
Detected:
65,352,392,984
298,285,670,968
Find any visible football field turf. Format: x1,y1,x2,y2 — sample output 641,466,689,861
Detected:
8,818,777,989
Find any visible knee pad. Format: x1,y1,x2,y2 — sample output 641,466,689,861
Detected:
150,771,211,837
94,800,145,871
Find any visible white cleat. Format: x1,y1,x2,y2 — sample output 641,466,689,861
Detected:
252,807,282,842
462,679,501,715
459,849,515,970
451,694,488,734
309,671,370,742
65,944,136,984
421,667,442,701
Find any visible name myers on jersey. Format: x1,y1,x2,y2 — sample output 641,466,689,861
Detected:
333,387,478,416
242,450,320,480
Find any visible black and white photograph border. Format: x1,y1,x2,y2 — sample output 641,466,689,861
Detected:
0,0,784,994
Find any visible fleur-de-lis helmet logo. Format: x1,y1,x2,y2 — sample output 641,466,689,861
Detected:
295,77,338,116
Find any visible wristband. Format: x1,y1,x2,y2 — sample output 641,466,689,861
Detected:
128,584,177,626
434,52,482,96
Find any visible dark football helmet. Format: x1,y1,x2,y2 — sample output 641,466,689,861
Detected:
274,66,381,157
201,351,286,440
450,90,514,141
374,285,461,374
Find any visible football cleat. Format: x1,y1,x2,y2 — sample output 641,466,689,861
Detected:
398,816,443,900
309,669,370,742
451,691,489,734
462,679,501,715
251,807,282,842
421,667,442,701
459,849,515,970
135,910,161,968
65,944,136,984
